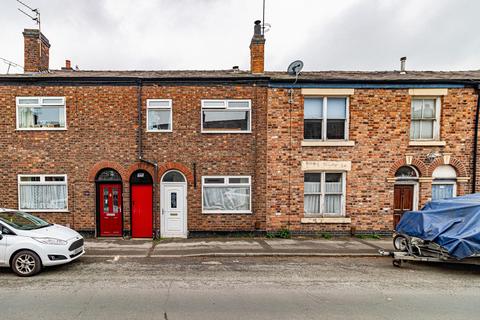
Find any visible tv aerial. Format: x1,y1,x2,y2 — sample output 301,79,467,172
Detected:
17,0,40,27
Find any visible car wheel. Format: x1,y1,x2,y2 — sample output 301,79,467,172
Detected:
11,250,42,277
393,235,408,251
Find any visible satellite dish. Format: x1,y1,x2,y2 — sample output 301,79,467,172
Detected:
287,60,304,76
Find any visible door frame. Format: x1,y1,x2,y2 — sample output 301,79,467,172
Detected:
160,171,188,238
129,170,154,239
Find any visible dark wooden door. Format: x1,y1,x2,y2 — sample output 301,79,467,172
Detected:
393,185,414,228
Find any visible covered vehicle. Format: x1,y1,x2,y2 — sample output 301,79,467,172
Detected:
395,193,480,260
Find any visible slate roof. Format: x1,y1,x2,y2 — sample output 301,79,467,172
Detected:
2,69,480,83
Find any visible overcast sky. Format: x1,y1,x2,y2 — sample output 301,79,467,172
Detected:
1,0,480,73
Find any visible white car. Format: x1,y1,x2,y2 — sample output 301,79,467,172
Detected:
0,208,85,276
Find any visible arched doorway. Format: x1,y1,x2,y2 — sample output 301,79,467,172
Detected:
160,170,187,238
393,166,419,228
130,170,153,238
96,168,123,237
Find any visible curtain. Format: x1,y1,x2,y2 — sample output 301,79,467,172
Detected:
20,185,67,210
325,195,341,214
432,184,454,200
19,107,35,128
203,186,250,211
304,182,321,214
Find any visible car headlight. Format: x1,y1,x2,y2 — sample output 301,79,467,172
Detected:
32,237,68,245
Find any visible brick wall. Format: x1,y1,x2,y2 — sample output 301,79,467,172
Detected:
0,83,267,235
265,87,478,234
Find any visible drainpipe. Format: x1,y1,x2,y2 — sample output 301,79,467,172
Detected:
136,79,160,238
472,83,480,193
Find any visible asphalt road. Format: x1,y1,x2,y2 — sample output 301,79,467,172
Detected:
1,256,479,319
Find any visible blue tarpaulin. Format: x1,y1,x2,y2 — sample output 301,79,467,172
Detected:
396,193,480,259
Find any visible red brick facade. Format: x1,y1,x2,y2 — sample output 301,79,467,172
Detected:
265,87,478,234
1,26,480,237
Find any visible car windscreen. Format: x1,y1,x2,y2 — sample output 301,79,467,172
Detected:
0,211,51,230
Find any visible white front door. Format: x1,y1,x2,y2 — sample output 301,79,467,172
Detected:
161,183,187,238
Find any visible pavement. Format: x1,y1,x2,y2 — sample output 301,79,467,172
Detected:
84,236,395,258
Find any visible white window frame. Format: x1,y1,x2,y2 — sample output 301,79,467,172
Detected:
17,174,68,212
410,97,441,141
146,99,173,132
16,97,67,131
201,175,252,214
201,99,252,133
431,180,457,200
304,171,346,217
304,97,350,141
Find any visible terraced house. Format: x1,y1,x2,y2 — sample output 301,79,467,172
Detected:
1,21,479,237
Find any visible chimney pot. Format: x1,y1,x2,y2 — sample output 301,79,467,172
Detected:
400,57,407,74
66,60,71,69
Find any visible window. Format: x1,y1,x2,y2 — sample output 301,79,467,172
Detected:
162,171,186,183
18,174,68,211
16,97,66,130
304,172,345,216
304,97,348,140
201,100,251,133
432,165,457,200
410,98,440,140
202,176,251,213
147,99,172,132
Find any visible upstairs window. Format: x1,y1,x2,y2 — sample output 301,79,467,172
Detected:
16,97,66,130
201,100,251,133
410,98,440,140
202,176,251,213
147,99,172,132
18,174,68,211
304,97,348,140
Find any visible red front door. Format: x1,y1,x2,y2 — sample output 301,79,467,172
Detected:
131,185,153,238
99,184,123,237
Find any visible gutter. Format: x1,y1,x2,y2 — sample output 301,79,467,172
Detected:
136,79,160,238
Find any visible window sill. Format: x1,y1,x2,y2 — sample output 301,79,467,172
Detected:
19,209,70,213
146,129,173,133
409,140,446,147
301,140,355,147
201,131,252,134
202,211,252,215
301,217,351,224
16,128,68,131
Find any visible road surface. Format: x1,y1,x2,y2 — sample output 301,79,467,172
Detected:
1,256,479,319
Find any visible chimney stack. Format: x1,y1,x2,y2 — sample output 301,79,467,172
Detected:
62,59,73,71
23,28,50,73
250,20,266,74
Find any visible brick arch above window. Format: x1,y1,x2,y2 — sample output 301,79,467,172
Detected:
389,158,428,177
158,162,194,184
88,161,127,182
126,162,155,181
428,156,468,177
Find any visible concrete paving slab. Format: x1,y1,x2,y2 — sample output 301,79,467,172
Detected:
265,239,373,251
152,240,264,255
85,240,152,256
